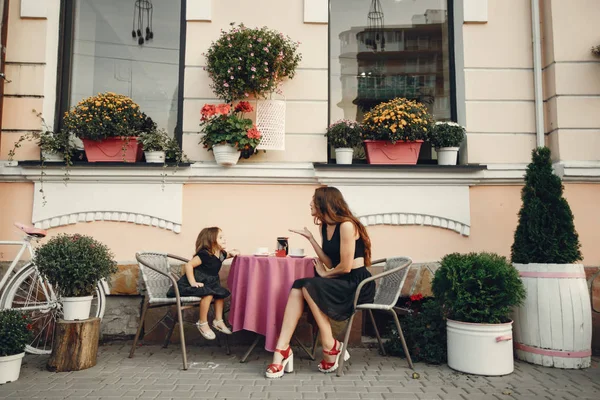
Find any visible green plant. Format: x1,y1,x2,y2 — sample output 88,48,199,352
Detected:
325,119,363,148
204,23,302,102
592,45,600,56
430,121,465,148
63,92,155,141
8,110,73,161
199,101,262,158
432,252,526,324
511,147,582,264
0,310,34,356
362,97,434,143
139,128,170,152
33,234,117,297
384,296,447,364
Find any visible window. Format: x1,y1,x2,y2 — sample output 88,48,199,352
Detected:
329,0,456,161
56,0,184,140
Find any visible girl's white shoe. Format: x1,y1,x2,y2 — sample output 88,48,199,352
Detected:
196,321,216,340
212,319,232,335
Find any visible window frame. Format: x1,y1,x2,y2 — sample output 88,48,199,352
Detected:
54,0,187,151
326,0,458,163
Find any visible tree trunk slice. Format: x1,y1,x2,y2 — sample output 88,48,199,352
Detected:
47,317,100,372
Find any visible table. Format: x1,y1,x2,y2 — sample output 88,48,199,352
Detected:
227,255,315,361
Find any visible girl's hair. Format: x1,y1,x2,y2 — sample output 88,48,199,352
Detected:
194,227,221,255
312,186,372,266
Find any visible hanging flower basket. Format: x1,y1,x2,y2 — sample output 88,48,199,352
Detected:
256,99,286,150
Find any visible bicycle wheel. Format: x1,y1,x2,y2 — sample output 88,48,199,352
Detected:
0,264,107,354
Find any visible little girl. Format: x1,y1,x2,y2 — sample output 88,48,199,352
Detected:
167,227,239,340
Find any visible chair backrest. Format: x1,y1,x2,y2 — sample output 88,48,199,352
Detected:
372,256,412,307
136,252,174,300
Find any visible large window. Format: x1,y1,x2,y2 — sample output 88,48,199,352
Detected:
57,0,184,138
330,0,455,140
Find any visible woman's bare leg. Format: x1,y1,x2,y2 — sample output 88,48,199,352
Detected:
301,287,338,364
269,288,304,366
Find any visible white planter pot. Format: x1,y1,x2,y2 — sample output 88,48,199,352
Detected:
447,319,514,376
335,148,354,165
0,352,25,384
512,263,592,369
61,296,93,321
212,144,241,166
41,151,63,162
436,147,459,165
144,151,165,163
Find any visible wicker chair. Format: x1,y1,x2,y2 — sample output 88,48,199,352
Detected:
336,256,414,376
129,252,229,370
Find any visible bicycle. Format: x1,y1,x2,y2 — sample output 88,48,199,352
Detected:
0,222,108,354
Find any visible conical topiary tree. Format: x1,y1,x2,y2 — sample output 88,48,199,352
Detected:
511,147,582,264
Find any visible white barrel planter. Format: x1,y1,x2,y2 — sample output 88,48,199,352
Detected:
335,148,353,165
0,353,25,384
61,296,93,321
256,99,286,150
212,144,241,166
512,263,592,369
436,147,459,165
447,319,514,376
41,151,63,162
144,151,165,163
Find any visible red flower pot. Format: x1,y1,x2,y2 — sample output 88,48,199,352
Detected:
82,137,143,162
364,140,423,165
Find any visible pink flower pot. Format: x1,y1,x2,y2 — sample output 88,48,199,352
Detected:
364,140,423,165
82,137,143,162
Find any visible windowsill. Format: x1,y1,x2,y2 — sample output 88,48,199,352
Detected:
17,160,193,168
314,162,486,171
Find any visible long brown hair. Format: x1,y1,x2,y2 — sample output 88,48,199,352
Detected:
312,186,372,266
194,227,221,255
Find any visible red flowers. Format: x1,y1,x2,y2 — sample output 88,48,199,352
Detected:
247,126,261,139
234,101,253,113
410,293,424,302
215,103,231,115
201,104,217,119
26,324,33,331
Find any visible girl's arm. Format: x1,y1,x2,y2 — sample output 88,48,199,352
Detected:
289,227,333,269
183,256,204,288
318,221,356,278
226,249,240,259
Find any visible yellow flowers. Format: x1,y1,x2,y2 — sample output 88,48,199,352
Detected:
362,97,433,143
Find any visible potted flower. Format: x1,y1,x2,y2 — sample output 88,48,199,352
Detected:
362,97,434,164
33,234,117,321
0,310,33,384
199,101,262,166
205,23,302,150
432,252,526,376
139,128,170,163
325,120,363,165
511,147,591,369
62,92,155,162
430,121,465,165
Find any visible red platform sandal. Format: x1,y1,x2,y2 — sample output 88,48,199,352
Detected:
318,339,350,373
265,346,294,379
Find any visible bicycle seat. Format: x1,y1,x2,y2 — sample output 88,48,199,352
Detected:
14,222,47,238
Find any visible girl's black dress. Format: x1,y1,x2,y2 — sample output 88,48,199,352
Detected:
167,249,230,299
291,223,376,321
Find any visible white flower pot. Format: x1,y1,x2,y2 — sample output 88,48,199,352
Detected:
335,148,354,165
61,296,93,321
0,352,25,384
212,144,241,166
436,147,459,165
144,151,165,163
41,151,63,162
447,319,514,376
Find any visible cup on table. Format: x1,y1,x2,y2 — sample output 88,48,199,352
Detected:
289,248,305,257
255,247,269,255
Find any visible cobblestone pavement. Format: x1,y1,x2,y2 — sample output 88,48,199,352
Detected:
0,343,598,400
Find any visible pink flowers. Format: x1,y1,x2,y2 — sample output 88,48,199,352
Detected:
247,126,261,139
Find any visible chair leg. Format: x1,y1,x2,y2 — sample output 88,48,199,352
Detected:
336,313,355,377
390,310,414,370
368,309,386,356
311,324,319,360
175,301,188,370
129,298,149,358
163,309,177,348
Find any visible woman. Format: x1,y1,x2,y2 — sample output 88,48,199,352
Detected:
265,186,375,378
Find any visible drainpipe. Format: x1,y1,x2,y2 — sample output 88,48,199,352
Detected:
531,0,545,148
0,0,9,133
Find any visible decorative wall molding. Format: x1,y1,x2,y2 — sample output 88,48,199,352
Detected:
553,161,600,182
304,0,328,24
186,0,212,21
31,182,183,234
20,0,48,19
336,185,471,236
463,0,488,23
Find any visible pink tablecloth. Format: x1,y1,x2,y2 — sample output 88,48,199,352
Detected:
227,255,315,352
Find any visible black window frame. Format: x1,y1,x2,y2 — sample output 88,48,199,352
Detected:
327,0,458,163
54,0,187,151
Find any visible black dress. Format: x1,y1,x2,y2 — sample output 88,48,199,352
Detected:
166,249,231,299
291,223,376,321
